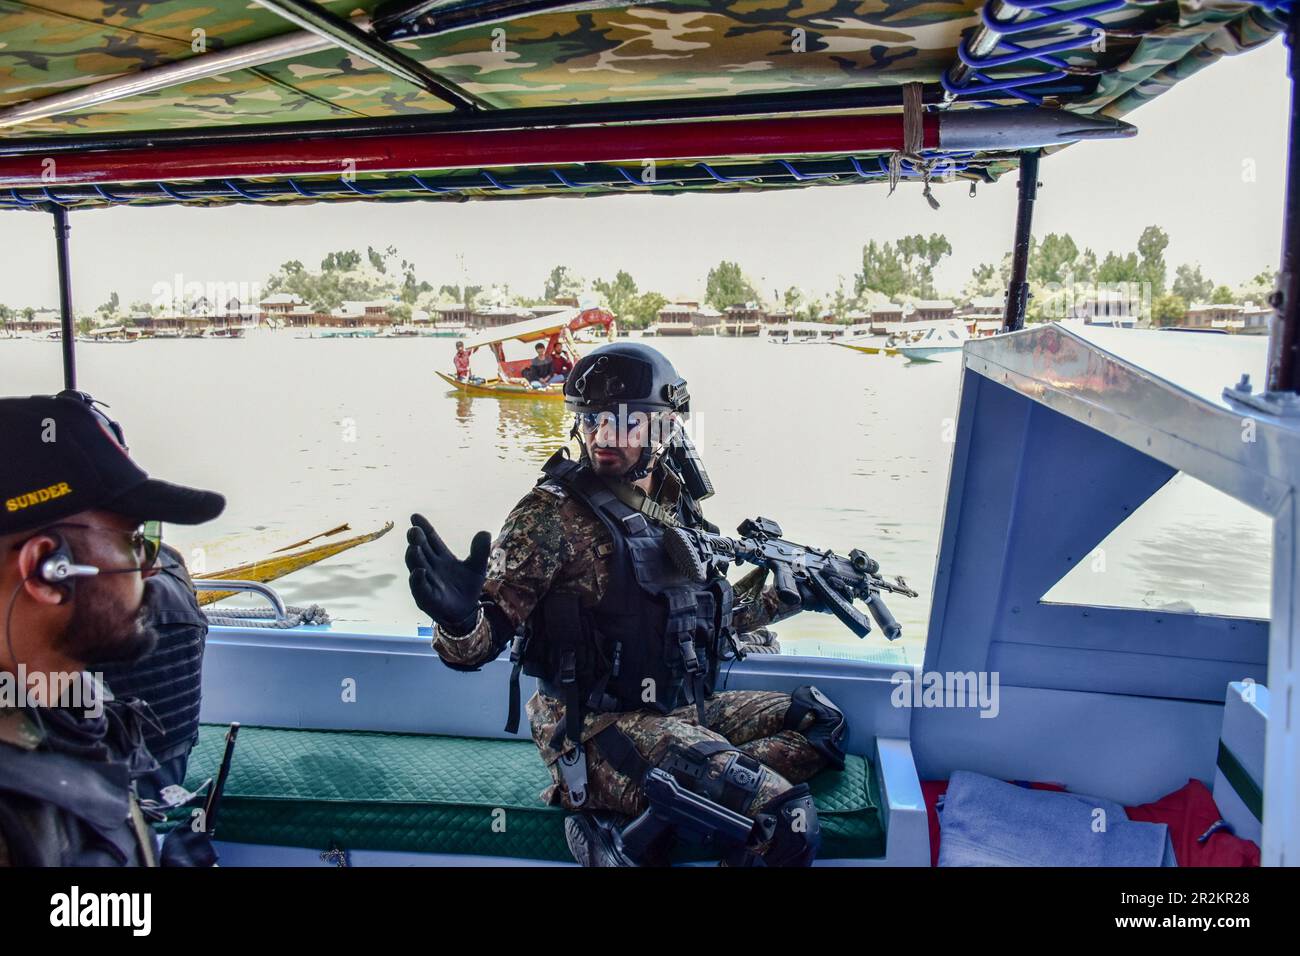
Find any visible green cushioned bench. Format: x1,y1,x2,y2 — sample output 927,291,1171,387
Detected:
183,723,884,863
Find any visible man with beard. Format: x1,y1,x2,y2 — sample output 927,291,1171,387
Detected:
408,343,848,866
0,393,225,866
96,541,209,805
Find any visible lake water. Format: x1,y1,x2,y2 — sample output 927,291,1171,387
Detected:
0,331,1272,665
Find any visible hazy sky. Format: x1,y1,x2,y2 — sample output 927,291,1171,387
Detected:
0,37,1288,311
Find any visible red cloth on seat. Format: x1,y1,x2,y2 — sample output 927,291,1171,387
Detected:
1124,779,1260,867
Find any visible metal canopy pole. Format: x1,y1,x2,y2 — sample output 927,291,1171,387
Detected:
1001,149,1040,332
1267,2,1300,394
0,84,951,158
254,0,486,111
0,113,943,187
0,110,1135,190
51,207,76,390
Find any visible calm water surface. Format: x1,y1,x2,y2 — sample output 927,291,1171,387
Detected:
0,332,1271,664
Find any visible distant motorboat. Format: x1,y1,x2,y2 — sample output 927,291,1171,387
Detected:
894,320,970,362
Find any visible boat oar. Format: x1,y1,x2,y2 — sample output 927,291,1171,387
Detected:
272,523,352,553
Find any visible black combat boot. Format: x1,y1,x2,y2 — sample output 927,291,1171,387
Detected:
563,812,642,867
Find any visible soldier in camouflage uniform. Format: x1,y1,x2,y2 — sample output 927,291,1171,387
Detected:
407,343,848,866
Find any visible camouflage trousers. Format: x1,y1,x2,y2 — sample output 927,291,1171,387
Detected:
530,689,828,819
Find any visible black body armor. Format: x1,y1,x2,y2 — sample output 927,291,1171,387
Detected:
506,450,736,753
0,701,159,867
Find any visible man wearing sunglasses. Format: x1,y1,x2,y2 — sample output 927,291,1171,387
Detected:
0,393,225,866
408,343,848,867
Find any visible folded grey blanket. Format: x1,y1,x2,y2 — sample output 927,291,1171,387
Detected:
938,771,1169,867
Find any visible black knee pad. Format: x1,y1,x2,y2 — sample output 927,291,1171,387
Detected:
783,684,847,770
752,783,821,867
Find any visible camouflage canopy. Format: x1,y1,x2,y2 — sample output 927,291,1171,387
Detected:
0,0,1286,210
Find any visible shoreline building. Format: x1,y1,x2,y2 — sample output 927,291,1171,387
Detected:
322,300,395,330
10,308,63,336
719,302,765,337
1239,301,1273,335
957,295,1005,337
1068,288,1140,328
434,303,472,331
471,304,535,329
906,300,957,324
1183,302,1243,331
259,293,307,325
869,302,905,336
653,300,720,336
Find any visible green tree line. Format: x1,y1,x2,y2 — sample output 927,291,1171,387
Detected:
181,231,1284,332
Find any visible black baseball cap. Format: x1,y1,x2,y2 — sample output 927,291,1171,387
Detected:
0,393,225,536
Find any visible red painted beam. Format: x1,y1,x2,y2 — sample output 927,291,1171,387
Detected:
0,114,940,187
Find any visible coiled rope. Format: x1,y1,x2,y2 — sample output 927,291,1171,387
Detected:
204,604,332,629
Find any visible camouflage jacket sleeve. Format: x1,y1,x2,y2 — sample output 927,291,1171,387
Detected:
431,482,610,668
729,566,802,633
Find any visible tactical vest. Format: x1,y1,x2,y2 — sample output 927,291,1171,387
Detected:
506,450,736,752
0,704,158,867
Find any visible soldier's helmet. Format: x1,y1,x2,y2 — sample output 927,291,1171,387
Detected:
563,342,690,417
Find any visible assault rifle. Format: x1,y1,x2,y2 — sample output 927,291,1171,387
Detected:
664,517,918,640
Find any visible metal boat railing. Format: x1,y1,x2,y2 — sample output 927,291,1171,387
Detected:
193,580,290,624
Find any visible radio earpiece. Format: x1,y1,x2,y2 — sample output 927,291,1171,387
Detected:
38,534,100,587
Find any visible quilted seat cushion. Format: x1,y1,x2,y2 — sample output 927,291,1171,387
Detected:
184,724,884,862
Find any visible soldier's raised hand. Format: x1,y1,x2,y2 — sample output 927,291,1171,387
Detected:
406,513,491,633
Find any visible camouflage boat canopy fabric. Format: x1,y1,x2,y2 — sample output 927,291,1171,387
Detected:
0,0,1286,209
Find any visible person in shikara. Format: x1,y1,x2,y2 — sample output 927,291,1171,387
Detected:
0,392,225,866
453,340,471,382
407,343,848,866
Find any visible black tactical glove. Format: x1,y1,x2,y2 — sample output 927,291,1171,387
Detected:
794,574,852,615
406,513,491,634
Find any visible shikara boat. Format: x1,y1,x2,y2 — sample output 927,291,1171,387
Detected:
434,308,615,399
834,340,901,357
194,522,395,606
1,0,1295,872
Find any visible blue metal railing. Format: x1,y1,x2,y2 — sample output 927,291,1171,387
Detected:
946,0,1292,105
944,0,1127,106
